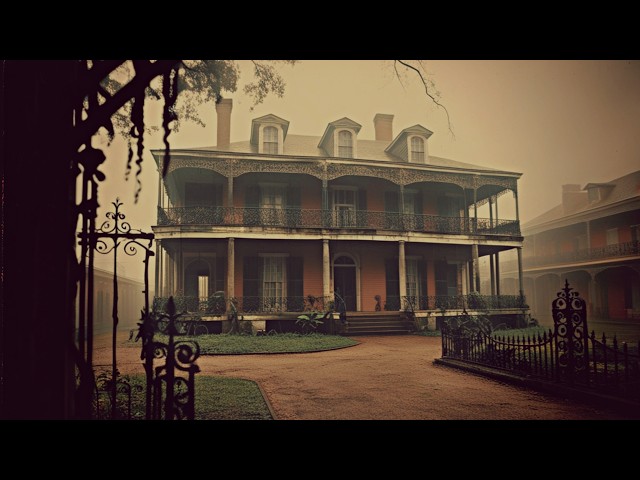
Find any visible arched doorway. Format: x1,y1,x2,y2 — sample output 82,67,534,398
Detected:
333,255,357,311
185,259,210,312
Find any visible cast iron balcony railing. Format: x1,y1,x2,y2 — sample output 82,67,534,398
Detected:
157,206,521,236
394,294,528,312
520,240,640,268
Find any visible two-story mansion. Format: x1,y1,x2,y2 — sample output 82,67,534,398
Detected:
152,99,528,334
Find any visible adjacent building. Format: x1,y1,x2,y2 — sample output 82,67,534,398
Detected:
502,171,640,323
152,99,528,333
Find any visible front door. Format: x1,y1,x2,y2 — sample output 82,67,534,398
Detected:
334,256,357,311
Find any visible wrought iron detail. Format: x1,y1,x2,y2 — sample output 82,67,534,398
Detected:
156,206,521,236
552,279,589,384
78,198,154,419
141,297,200,420
522,240,640,268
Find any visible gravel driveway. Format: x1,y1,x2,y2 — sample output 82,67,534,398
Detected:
97,333,630,420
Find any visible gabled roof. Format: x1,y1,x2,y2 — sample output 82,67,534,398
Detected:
385,124,434,160
317,117,362,153
250,114,290,145
524,170,640,231
185,134,507,173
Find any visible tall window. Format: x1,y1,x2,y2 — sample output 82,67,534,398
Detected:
333,188,356,227
606,228,619,246
198,275,209,311
406,259,420,300
263,126,278,154
410,137,425,162
338,130,353,158
261,185,285,225
262,256,286,311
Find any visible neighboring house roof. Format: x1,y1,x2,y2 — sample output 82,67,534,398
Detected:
523,170,640,231
187,134,505,173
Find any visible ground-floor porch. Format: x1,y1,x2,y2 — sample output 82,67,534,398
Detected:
154,237,528,332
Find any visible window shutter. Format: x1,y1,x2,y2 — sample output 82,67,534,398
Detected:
245,185,261,226
357,189,368,227
243,256,261,312
287,257,304,311
215,257,226,293
435,261,448,297
385,258,399,310
418,260,427,310
287,185,302,227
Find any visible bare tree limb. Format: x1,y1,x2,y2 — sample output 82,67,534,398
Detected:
395,60,454,137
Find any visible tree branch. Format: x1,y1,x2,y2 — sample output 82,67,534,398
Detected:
75,60,180,148
395,60,454,137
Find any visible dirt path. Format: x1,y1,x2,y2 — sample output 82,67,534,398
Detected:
96,333,629,420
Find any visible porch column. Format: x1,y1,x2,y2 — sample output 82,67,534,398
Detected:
490,254,496,295
227,175,234,208
473,188,478,233
586,220,591,249
322,239,331,300
514,189,520,224
495,251,501,295
227,238,235,303
398,240,407,310
472,243,480,292
322,179,328,227
461,263,468,295
517,247,524,299
154,239,160,299
177,241,183,292
489,196,494,228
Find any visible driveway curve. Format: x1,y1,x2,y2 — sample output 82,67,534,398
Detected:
97,333,629,420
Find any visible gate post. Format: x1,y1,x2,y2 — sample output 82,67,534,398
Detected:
552,280,589,384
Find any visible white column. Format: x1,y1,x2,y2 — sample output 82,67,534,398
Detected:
472,244,480,292
495,251,501,296
227,238,235,303
399,241,407,310
322,239,331,300
517,247,524,298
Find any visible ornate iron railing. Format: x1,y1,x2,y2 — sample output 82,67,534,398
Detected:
154,294,332,315
440,281,640,402
399,294,527,312
156,206,521,236
522,240,640,268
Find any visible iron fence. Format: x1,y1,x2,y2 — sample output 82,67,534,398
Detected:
154,294,332,315
401,294,527,312
440,281,640,402
156,206,520,236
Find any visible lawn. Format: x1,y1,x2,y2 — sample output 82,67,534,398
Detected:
128,332,358,355
108,375,273,420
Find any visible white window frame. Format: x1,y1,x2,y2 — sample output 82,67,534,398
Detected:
334,128,357,158
405,257,421,300
331,186,358,227
258,124,284,154
259,254,289,312
407,135,428,163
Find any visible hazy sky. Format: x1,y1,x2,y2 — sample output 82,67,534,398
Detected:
95,60,640,277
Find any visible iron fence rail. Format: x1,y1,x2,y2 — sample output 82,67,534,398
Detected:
157,206,521,236
519,241,640,268
441,324,640,401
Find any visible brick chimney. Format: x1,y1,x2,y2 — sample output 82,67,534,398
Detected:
373,113,394,141
215,98,233,148
562,184,588,214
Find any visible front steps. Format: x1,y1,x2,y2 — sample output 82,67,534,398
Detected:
343,311,414,335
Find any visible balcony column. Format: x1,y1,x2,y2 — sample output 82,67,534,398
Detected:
517,247,524,299
586,220,591,249
472,244,480,292
227,175,234,208
495,251,501,296
514,188,520,224
473,188,478,233
489,254,496,295
398,240,407,310
399,184,405,230
322,239,331,300
177,241,183,293
227,238,235,308
154,239,160,299
322,179,328,227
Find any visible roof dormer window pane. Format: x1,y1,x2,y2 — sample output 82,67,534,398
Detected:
338,130,353,158
263,126,278,154
411,137,425,162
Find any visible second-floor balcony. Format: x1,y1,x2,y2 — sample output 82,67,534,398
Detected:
156,206,521,236
522,240,640,269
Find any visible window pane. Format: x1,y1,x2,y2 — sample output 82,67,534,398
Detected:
411,137,424,162
338,131,353,158
263,126,278,154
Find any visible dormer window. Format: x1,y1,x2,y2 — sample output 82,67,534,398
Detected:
263,126,278,155
338,130,353,158
410,136,425,163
